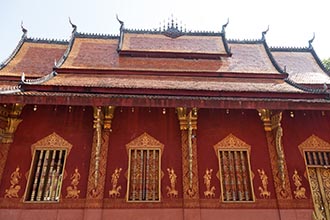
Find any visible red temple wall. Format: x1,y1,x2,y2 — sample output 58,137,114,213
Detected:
0,105,94,199
282,110,330,199
197,109,275,200
105,107,182,199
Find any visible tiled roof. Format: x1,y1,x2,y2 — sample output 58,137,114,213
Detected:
119,32,228,57
61,37,282,75
42,74,302,93
0,40,68,78
271,49,330,84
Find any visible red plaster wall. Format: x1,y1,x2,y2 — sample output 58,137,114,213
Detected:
282,110,330,199
0,105,94,199
105,107,182,200
197,109,274,200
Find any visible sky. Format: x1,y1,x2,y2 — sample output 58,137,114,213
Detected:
1,0,330,62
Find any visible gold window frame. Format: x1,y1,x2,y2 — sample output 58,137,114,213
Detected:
24,133,72,203
125,132,164,203
214,134,255,203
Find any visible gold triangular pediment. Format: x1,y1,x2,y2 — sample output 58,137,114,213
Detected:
126,132,164,154
31,132,72,155
213,133,251,154
298,134,330,156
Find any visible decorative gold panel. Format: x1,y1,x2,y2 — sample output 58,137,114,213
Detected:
257,169,271,199
109,168,122,198
203,169,216,198
4,166,22,198
126,132,164,154
298,134,330,156
166,168,178,198
30,132,72,155
213,133,251,154
66,168,81,199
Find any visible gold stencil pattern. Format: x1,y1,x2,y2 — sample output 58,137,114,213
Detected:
292,170,307,199
166,168,178,198
203,169,215,198
4,166,21,198
66,168,81,199
109,168,122,198
257,169,270,199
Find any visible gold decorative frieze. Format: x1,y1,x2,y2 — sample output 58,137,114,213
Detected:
166,168,178,198
31,132,72,155
4,166,21,198
1,103,24,144
109,168,122,198
203,168,215,198
257,169,270,199
292,170,307,199
66,168,81,199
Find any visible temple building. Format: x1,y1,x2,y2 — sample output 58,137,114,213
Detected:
0,18,329,220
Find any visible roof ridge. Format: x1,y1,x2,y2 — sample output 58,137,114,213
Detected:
0,33,27,70
75,32,119,39
25,37,69,45
270,46,310,52
227,39,263,44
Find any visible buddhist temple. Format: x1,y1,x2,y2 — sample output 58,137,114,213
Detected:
0,17,329,220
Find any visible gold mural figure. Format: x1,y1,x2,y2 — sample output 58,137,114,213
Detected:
4,166,21,198
203,168,216,198
166,168,178,198
292,170,307,199
66,168,81,199
109,168,122,198
257,169,271,199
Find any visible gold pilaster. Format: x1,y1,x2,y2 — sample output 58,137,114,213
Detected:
177,107,199,207
86,106,115,203
258,109,292,201
0,104,24,184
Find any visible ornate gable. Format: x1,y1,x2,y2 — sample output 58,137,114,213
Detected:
213,133,251,154
298,134,330,156
126,132,164,154
31,132,72,155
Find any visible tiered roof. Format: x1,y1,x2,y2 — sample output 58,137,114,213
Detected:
0,18,329,109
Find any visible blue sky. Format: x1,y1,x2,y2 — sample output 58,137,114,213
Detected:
1,0,330,62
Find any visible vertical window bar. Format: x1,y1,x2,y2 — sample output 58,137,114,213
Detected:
30,150,44,201
37,150,50,201
228,151,237,201
48,150,58,200
312,152,318,165
318,152,324,165
306,152,313,165
43,150,55,201
241,151,250,201
53,150,64,201
234,151,243,201
139,150,143,201
325,152,330,166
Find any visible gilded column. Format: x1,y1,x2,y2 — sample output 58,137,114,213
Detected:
86,106,115,205
258,109,292,203
177,107,199,207
0,104,24,184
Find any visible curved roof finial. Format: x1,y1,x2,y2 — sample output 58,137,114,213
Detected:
221,18,229,34
308,32,315,49
116,14,124,31
69,17,77,33
261,25,269,41
21,21,28,35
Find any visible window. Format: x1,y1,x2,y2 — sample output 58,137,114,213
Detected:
25,149,67,202
24,132,72,202
126,132,163,202
214,134,254,202
304,151,330,167
127,149,160,201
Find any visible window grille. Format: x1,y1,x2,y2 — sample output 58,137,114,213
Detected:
127,149,160,202
25,149,66,202
305,151,330,167
218,150,254,202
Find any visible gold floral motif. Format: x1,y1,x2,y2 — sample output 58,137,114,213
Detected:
109,168,122,198
4,166,21,198
31,132,72,156
213,133,251,154
298,134,330,156
203,169,215,198
66,168,80,199
292,170,307,199
166,168,178,198
257,169,271,199
126,132,164,155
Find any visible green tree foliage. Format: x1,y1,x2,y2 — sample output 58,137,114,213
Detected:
322,58,330,71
